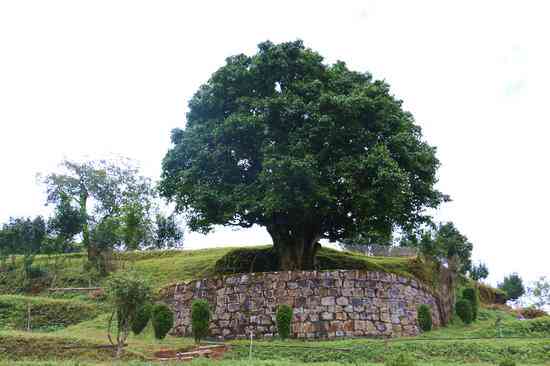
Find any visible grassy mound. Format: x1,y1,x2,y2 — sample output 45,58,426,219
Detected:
0,295,100,331
214,246,436,286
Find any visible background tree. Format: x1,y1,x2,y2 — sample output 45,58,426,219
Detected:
401,222,473,275
40,158,155,267
470,262,489,282
151,213,184,250
498,273,525,301
46,193,84,253
160,40,444,270
528,276,549,309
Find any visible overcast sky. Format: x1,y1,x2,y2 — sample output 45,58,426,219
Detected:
1,1,548,287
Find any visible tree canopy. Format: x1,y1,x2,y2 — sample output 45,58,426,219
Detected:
498,273,525,301
160,40,444,270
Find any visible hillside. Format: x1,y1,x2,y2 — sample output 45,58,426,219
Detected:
1,245,434,294
1,246,547,365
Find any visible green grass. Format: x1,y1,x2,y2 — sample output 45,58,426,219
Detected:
1,246,549,365
0,294,102,331
1,245,425,295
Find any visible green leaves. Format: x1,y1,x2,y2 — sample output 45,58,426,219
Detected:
160,40,444,269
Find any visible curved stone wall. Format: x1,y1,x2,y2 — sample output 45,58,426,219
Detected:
164,270,444,340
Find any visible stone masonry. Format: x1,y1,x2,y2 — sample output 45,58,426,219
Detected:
164,270,445,340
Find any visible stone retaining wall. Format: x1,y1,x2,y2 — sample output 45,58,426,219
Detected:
164,270,445,340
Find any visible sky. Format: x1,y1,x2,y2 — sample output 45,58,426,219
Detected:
0,1,548,287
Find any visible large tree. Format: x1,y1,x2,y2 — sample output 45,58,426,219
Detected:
160,40,444,270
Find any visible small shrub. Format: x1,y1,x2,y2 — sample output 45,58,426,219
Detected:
276,304,293,340
131,302,152,335
151,303,174,340
463,287,479,321
456,299,473,324
191,299,210,344
519,306,547,319
385,352,417,366
499,358,516,366
417,304,432,331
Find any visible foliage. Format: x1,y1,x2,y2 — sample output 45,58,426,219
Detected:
191,299,210,344
150,213,184,250
417,304,432,332
455,299,473,324
46,193,84,252
518,306,547,319
462,287,479,321
469,262,489,282
498,273,525,301
528,276,550,309
276,304,293,340
401,222,473,275
498,358,516,366
105,271,152,357
385,353,417,366
131,302,152,335
0,295,99,331
151,303,174,340
160,40,444,270
40,158,156,265
477,283,507,304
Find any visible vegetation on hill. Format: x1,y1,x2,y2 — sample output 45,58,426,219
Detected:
0,295,101,331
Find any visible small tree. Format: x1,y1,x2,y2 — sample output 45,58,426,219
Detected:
191,299,210,344
417,304,432,332
498,273,525,301
470,262,489,282
151,303,174,340
276,304,293,340
528,276,550,309
131,302,152,335
456,299,473,325
105,271,152,358
463,287,479,321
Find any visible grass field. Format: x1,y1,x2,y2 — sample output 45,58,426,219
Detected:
1,246,548,365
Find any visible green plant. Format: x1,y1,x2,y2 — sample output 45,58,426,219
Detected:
276,304,293,340
498,273,525,301
456,299,473,324
131,302,152,335
191,299,210,344
105,271,152,357
463,287,479,321
499,357,516,366
417,304,432,331
151,303,174,340
519,306,547,319
159,40,445,271
384,352,417,366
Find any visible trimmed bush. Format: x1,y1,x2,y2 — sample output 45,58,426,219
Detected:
276,304,293,340
417,304,432,331
463,287,479,321
385,353,417,366
131,302,152,335
151,303,174,340
456,299,473,324
191,299,211,344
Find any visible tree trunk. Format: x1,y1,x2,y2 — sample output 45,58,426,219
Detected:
267,224,321,270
